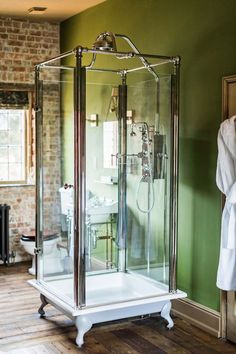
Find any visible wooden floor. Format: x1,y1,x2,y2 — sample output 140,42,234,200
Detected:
0,263,236,354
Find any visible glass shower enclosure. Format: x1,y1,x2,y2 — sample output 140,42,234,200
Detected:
29,33,186,347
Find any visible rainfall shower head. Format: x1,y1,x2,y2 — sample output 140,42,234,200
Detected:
92,31,158,81
93,31,117,51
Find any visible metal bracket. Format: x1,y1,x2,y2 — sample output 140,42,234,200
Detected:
34,247,42,255
34,105,41,112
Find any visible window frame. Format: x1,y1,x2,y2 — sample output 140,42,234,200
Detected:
0,85,35,186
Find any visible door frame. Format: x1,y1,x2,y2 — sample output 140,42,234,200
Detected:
221,74,236,339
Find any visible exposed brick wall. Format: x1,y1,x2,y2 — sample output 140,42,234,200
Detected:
0,18,59,83
0,17,60,262
42,85,61,234
1,187,35,260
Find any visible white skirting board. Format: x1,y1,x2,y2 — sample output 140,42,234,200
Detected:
172,298,221,338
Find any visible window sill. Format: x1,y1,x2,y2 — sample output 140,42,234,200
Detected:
0,184,35,188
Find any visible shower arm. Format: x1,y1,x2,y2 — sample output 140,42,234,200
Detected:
114,34,159,82
114,34,160,132
86,53,97,69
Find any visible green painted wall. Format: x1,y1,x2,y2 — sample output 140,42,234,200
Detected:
60,0,236,311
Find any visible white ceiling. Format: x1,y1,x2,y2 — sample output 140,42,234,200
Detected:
0,0,106,22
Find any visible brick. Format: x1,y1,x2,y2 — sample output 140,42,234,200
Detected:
8,34,17,40
8,40,22,46
11,20,21,28
3,20,12,27
14,67,25,72
7,27,20,34
3,60,12,65
29,30,42,36
21,22,30,29
26,35,35,41
18,35,26,41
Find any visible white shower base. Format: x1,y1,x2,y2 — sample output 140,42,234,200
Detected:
29,272,186,347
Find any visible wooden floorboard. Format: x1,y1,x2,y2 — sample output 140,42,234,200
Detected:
0,262,236,354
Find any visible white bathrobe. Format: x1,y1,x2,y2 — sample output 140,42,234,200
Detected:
216,115,236,290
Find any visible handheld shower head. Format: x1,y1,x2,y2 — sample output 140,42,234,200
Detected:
130,124,136,137
93,31,117,51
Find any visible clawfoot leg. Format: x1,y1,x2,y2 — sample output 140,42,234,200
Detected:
161,301,174,329
38,294,48,317
75,316,92,347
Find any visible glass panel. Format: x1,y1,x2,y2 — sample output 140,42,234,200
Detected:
9,163,23,180
9,110,24,130
83,59,174,308
0,113,8,130
38,65,75,307
0,109,25,182
0,163,8,180
103,121,118,169
85,71,119,279
8,146,22,163
126,71,172,291
0,147,8,162
8,129,22,145
0,131,9,145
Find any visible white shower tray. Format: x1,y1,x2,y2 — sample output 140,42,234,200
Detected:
29,272,186,347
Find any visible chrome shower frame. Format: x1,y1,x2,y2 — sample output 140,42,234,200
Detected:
34,44,180,309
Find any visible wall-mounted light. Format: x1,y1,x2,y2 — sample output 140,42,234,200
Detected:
28,7,47,15
87,114,98,127
127,109,134,125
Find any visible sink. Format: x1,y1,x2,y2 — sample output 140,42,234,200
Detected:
86,199,118,224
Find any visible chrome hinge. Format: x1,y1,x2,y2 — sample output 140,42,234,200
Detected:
34,247,42,255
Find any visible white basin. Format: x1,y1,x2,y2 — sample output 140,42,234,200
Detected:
86,200,118,224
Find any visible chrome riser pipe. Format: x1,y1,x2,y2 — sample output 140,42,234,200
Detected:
74,48,86,308
35,67,43,281
117,77,127,272
169,59,180,293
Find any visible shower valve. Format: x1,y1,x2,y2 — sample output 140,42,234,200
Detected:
137,152,143,158
142,151,149,157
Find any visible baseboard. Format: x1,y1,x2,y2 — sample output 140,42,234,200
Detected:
172,298,221,338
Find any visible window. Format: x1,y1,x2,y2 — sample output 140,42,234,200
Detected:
0,89,34,185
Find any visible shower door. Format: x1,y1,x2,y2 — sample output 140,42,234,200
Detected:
35,64,76,307
125,71,172,288
83,56,178,308
85,70,120,274
84,69,173,284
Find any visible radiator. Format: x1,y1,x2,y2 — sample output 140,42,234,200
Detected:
0,204,10,265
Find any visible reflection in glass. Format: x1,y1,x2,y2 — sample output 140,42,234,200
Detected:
103,121,118,169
